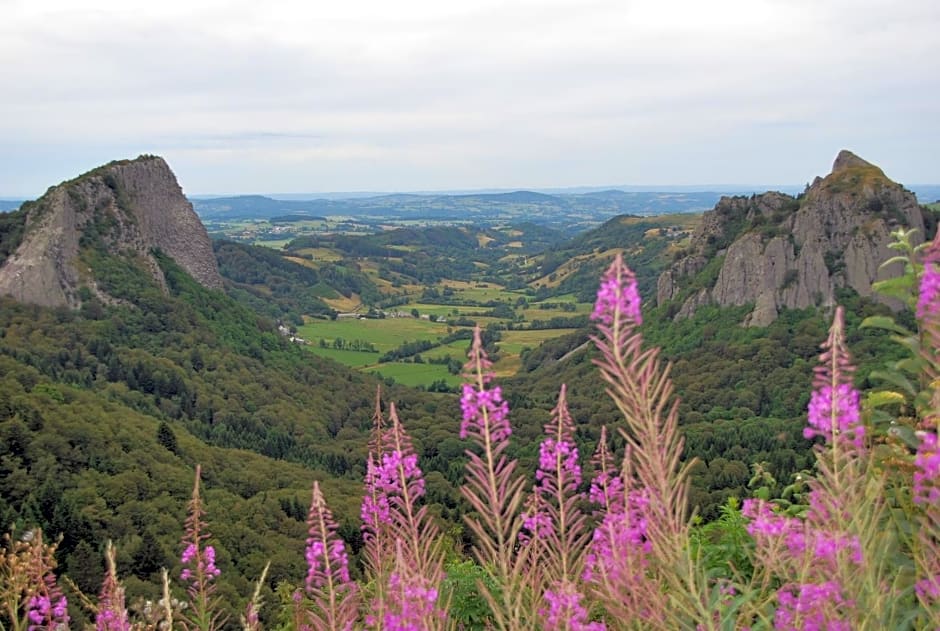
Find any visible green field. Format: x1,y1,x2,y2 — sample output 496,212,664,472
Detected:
422,340,473,361
303,346,381,367
368,362,462,388
298,317,452,352
295,285,594,386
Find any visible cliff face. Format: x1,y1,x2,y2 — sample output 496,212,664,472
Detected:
0,156,222,308
657,151,926,326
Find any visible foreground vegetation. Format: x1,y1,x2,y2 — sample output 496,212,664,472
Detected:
3,228,938,629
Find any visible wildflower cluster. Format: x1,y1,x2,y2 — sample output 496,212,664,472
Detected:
541,585,605,631
382,570,440,630
917,238,940,319
459,339,511,443
914,431,940,504
180,544,220,584
302,481,357,630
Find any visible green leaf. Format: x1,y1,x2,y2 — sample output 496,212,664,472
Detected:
859,315,913,336
865,390,907,408
871,277,916,304
868,369,917,396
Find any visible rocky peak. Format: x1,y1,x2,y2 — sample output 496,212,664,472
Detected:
831,149,877,173
0,155,222,308
657,151,927,326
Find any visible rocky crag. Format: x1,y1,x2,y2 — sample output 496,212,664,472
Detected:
0,155,222,307
657,150,928,326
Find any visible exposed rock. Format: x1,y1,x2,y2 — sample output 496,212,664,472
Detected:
658,150,927,325
0,156,222,308
656,254,708,305
676,288,711,320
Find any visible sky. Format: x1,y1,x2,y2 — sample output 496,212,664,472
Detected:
0,0,937,197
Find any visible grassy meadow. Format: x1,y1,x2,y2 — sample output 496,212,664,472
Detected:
296,288,591,387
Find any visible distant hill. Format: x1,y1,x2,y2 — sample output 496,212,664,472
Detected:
192,190,743,231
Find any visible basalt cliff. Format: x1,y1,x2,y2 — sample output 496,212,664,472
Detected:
0,155,222,307
656,150,930,326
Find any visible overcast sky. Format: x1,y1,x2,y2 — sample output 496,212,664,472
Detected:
0,0,936,197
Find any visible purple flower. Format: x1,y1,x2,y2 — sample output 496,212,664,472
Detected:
913,431,940,505
917,247,940,319
361,453,392,529
536,438,582,487
588,426,625,513
96,549,130,631
520,507,554,544
591,253,642,328
181,544,221,583
382,572,441,631
541,584,606,631
805,307,865,454
774,581,852,631
304,481,358,629
743,499,863,567
459,383,511,442
583,489,651,584
804,384,864,450
916,574,940,602
520,385,588,556
27,594,69,631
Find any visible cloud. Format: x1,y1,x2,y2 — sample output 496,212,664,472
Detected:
0,0,937,195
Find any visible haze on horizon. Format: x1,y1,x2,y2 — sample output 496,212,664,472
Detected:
0,0,937,198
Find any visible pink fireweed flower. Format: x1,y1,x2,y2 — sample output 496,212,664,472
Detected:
773,581,853,631
304,481,358,631
375,451,425,498
96,551,129,631
519,384,589,569
22,530,70,631
305,481,352,590
583,488,651,583
181,544,221,582
914,431,940,505
588,467,625,509
742,499,863,566
541,584,606,631
591,253,642,328
361,453,393,529
459,383,511,442
460,327,512,443
27,594,69,631
588,426,625,513
804,384,863,449
382,572,440,631
361,442,426,537
805,307,865,454
536,438,582,486
96,605,130,631
917,241,940,319
742,499,802,540
916,574,940,603
519,495,554,545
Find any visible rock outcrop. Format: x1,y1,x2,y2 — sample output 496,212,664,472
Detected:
0,155,222,308
657,150,927,326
